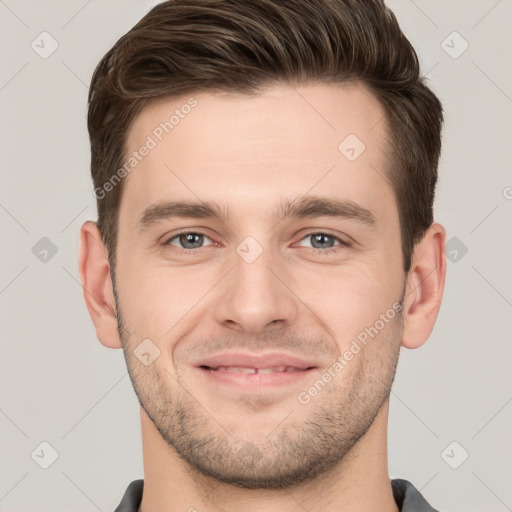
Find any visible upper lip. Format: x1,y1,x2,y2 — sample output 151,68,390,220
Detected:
195,352,317,370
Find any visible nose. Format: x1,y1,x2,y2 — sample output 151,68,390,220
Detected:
213,240,298,335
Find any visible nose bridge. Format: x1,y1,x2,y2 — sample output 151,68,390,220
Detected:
213,234,297,333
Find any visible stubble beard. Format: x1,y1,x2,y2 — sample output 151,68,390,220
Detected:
114,281,404,489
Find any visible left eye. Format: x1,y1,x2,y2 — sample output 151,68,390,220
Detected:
166,232,214,250
297,233,346,250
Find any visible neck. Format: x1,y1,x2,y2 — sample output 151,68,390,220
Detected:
137,401,398,512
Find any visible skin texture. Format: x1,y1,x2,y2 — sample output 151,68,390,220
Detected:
79,83,446,512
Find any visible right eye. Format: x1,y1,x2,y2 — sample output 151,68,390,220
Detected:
163,231,215,251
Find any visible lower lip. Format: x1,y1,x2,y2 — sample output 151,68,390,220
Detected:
197,367,315,390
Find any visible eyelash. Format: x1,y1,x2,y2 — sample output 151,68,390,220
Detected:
161,230,352,256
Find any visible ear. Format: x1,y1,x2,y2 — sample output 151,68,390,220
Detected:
401,222,447,349
78,221,122,349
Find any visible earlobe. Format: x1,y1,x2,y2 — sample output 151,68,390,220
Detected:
78,221,122,349
401,223,447,349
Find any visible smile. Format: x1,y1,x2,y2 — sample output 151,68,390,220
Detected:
202,365,307,374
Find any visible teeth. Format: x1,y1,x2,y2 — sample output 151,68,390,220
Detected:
216,366,257,373
213,366,298,374
257,366,286,374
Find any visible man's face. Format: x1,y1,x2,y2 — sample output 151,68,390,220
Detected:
114,83,406,488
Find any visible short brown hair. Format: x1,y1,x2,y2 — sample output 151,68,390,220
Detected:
88,0,443,273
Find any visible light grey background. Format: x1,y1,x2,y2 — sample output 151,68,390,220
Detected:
1,1,511,511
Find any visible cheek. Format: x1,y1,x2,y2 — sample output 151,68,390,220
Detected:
115,261,213,339
303,260,403,351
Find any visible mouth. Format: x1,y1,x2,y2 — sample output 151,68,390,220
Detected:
194,352,318,391
200,365,313,374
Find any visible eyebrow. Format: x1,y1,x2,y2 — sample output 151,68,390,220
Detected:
135,195,376,231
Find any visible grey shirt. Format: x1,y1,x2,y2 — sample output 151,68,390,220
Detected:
114,478,440,511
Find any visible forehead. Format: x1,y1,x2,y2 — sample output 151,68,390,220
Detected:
120,82,393,222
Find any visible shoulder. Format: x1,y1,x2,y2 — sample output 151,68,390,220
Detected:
113,479,144,512
391,478,441,512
